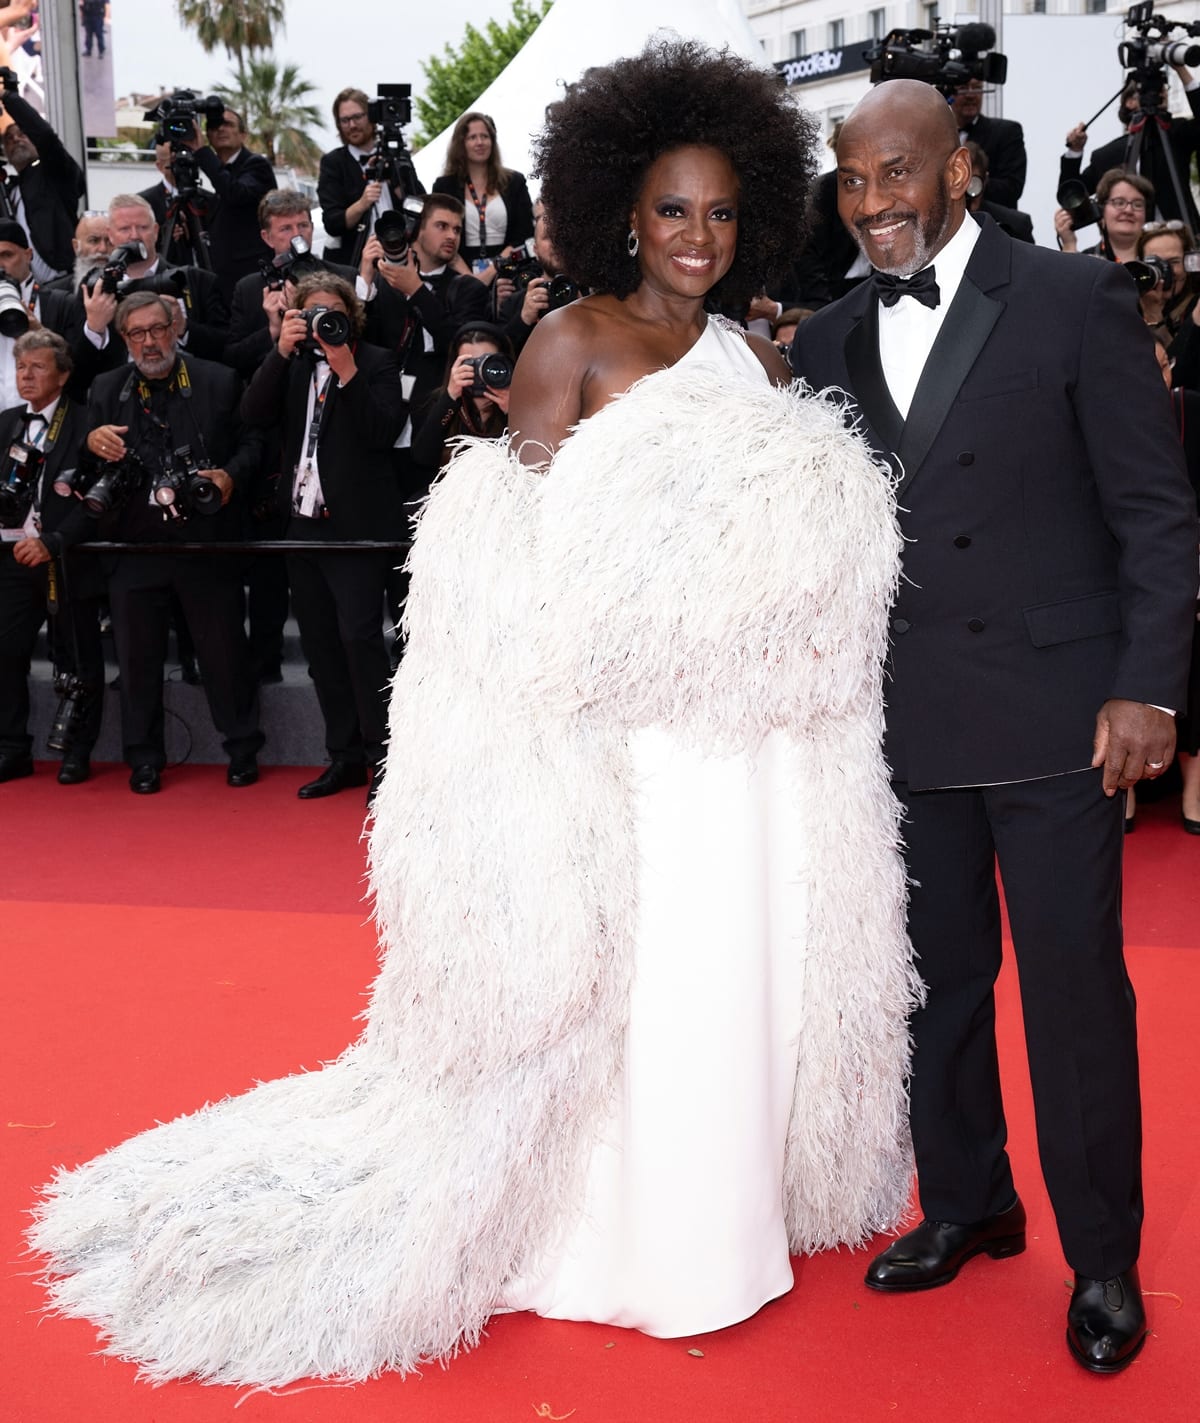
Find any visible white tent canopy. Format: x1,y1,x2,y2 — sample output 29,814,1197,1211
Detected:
412,0,768,188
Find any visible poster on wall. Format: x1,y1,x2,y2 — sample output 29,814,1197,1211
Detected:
0,1,116,137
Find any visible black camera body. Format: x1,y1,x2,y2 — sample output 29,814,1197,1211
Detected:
360,84,420,202
1127,252,1177,295
79,452,146,517
1056,180,1102,232
1120,2,1200,90
464,352,515,396
83,240,148,297
145,89,226,147
47,669,91,753
494,252,543,289
259,236,323,290
867,23,1007,96
296,305,352,359
151,444,221,522
374,196,426,263
0,437,42,528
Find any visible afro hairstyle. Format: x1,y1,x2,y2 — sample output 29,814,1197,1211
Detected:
532,39,819,309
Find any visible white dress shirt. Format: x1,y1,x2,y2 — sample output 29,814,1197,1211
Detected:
878,215,981,419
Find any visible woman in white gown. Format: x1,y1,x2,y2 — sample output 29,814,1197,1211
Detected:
29,41,920,1387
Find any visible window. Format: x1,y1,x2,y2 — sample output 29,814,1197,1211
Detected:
869,8,887,41
828,18,845,48
1086,0,1106,11
790,29,807,58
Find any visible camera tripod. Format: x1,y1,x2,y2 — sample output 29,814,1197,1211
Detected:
1123,68,1196,226
157,145,213,272
349,139,424,269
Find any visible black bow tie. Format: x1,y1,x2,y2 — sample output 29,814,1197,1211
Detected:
873,266,940,310
22,411,46,427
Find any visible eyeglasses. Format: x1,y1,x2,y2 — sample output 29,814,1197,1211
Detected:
1143,219,1185,233
124,322,172,344
1105,197,1146,211
337,111,368,127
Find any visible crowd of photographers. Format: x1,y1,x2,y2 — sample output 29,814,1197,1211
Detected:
4,13,1200,807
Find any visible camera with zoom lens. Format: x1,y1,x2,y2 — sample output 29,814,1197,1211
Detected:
144,89,226,147
493,252,544,289
1120,2,1200,84
0,272,30,338
259,235,322,290
82,240,148,297
151,444,221,522
0,438,42,528
48,669,91,753
79,452,145,517
296,305,352,359
374,196,426,263
866,22,1007,95
464,352,514,396
1056,180,1102,232
1126,253,1179,295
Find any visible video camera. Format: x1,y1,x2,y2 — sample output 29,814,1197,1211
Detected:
866,22,1007,97
151,444,222,522
144,89,226,194
296,305,352,360
81,240,148,297
0,437,43,528
1120,2,1200,88
259,236,323,290
361,84,421,198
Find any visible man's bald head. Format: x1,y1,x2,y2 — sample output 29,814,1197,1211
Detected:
834,80,972,277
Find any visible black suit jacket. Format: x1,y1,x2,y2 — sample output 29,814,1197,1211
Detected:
225,259,356,377
317,145,426,264
960,113,1026,208
138,181,219,268
240,342,407,539
791,216,1198,790
430,171,535,258
191,145,277,298
367,268,489,406
86,354,257,545
2,93,85,275
977,198,1034,244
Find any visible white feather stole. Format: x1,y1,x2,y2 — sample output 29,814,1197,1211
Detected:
29,365,920,1387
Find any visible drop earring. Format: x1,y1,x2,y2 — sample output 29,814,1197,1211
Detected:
627,229,639,257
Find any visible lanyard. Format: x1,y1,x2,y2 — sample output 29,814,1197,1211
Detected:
303,369,334,472
466,179,489,242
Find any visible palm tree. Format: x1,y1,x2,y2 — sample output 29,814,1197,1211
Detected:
176,0,285,81
216,58,323,173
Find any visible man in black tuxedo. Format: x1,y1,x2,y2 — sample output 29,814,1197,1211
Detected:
241,273,406,804
317,86,425,268
950,79,1026,208
1061,67,1200,228
965,142,1034,244
0,221,84,409
85,291,263,793
791,80,1197,1374
138,142,218,270
177,106,276,299
0,89,85,280
0,331,101,784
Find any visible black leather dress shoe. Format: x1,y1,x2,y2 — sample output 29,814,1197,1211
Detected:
297,762,368,799
1067,1268,1146,1374
865,1199,1027,1291
1183,812,1200,835
57,753,91,785
0,752,34,783
129,765,161,795
227,755,259,788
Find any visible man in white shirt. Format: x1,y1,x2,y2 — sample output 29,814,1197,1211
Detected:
791,78,1197,1375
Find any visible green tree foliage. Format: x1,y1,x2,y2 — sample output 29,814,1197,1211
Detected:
414,0,552,148
176,0,285,80
215,58,323,173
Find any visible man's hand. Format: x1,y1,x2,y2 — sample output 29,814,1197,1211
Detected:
87,423,128,461
520,275,551,326
359,233,383,283
199,468,234,506
1066,122,1087,154
747,294,781,323
1092,699,1176,794
319,334,357,385
82,282,117,336
262,284,287,340
277,308,307,358
12,535,50,566
377,250,422,296
345,183,382,228
180,117,202,153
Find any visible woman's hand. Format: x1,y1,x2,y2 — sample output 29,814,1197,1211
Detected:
1054,208,1078,252
447,354,477,401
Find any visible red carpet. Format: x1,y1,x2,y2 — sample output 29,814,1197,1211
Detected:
3,764,1198,1421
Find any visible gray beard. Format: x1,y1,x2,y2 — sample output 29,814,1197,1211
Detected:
853,182,952,278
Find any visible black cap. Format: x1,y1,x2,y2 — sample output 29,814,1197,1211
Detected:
0,219,30,248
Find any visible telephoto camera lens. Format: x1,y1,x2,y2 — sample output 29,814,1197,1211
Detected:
307,306,352,347
0,275,30,338
465,352,515,395
374,211,411,262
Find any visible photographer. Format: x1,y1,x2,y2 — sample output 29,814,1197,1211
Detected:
176,105,276,298
318,86,426,267
44,211,112,296
495,204,578,354
1056,168,1154,261
0,331,100,784
952,79,1026,208
410,323,512,486
241,274,406,805
226,189,356,377
0,81,86,280
965,142,1034,243
359,194,488,410
1136,220,1198,337
77,194,230,380
1062,67,1200,228
86,291,263,794
138,141,218,270
0,221,83,412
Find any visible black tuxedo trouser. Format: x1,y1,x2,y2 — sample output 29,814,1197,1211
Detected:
896,769,1142,1280
0,555,104,756
108,553,263,770
285,523,392,767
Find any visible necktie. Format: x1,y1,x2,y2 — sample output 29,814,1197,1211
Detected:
873,266,940,310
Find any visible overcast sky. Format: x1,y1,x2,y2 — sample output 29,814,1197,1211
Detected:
113,0,519,142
